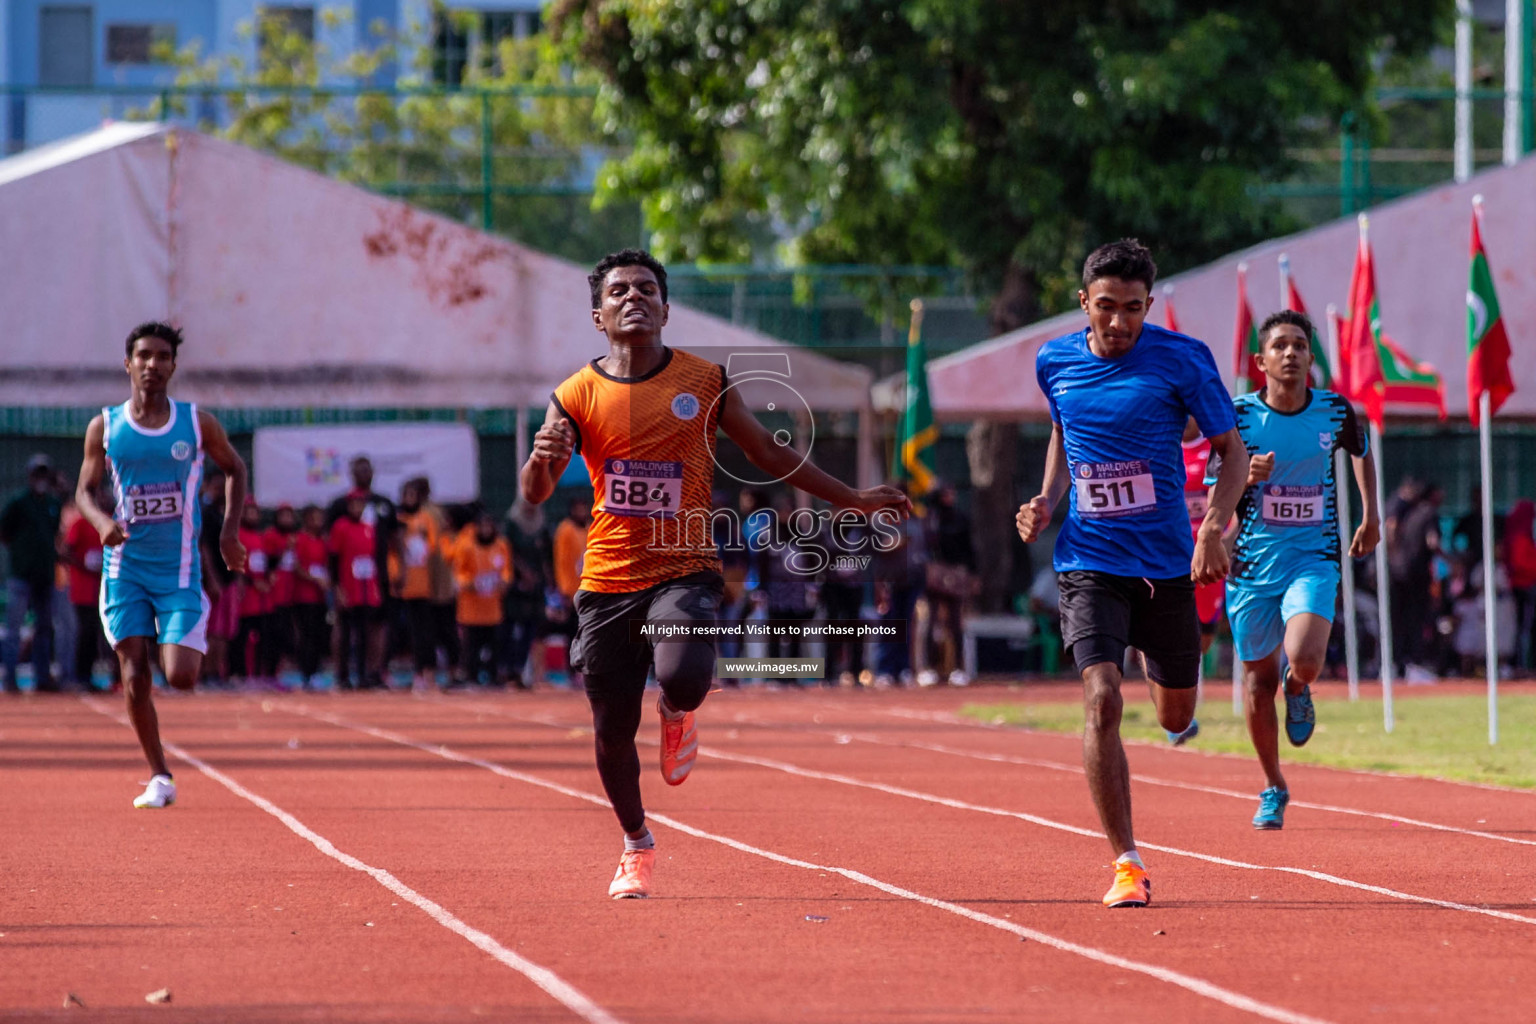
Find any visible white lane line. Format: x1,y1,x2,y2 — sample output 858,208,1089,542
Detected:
283,702,1337,1024
81,699,622,1024
452,702,1536,930
875,705,1536,796
726,713,1536,849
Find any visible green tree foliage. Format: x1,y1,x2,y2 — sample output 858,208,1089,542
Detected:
553,0,1450,330
148,5,637,261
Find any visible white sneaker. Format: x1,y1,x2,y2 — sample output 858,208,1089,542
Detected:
133,774,177,809
916,669,940,688
948,670,972,688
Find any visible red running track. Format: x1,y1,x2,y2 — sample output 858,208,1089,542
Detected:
2,687,1533,1023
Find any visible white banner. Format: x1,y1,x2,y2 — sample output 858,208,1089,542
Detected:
253,423,480,507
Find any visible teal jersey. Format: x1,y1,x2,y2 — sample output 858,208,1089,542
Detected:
102,400,205,590
1229,389,1366,588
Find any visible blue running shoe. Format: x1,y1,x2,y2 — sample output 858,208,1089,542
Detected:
1284,681,1316,747
1166,719,1200,746
1252,786,1289,830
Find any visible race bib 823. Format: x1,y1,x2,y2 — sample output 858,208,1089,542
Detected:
125,482,183,524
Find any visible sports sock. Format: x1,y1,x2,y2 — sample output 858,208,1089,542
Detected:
1115,850,1144,869
657,694,685,722
624,829,655,852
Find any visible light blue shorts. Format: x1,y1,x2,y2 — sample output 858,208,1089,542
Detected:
1228,567,1340,663
100,576,210,654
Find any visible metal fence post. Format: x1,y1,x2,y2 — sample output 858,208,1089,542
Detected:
480,91,493,231
1339,113,1356,216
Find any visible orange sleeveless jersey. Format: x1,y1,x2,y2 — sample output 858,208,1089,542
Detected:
553,347,726,593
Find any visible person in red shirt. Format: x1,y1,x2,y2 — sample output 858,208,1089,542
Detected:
330,491,384,690
236,498,273,686
59,486,117,690
1507,499,1536,673
1182,430,1226,655
261,504,303,683
287,505,331,689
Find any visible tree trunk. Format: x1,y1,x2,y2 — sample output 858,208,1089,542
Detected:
966,260,1039,614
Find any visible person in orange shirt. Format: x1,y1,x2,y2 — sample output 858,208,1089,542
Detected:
519,248,910,899
454,509,512,687
392,479,441,692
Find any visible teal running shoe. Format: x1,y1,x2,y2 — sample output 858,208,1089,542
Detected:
1166,719,1200,746
1284,679,1316,747
1252,786,1289,830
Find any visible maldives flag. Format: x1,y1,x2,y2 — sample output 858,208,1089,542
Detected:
1467,205,1515,425
1279,255,1333,388
1233,264,1262,393
1376,332,1447,419
1339,229,1385,425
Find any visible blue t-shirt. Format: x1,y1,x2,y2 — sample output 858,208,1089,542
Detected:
1037,324,1236,579
1229,388,1367,589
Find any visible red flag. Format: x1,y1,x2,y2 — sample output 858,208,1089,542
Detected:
1467,204,1515,425
1339,225,1386,428
1233,265,1262,394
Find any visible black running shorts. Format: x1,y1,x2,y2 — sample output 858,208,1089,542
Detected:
1057,570,1200,690
569,571,724,676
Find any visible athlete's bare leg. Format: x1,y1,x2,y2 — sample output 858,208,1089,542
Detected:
1082,662,1135,855
117,637,170,778
160,643,202,691
1243,650,1285,790
1282,612,1331,693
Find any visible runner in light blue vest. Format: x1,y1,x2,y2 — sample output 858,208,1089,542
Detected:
75,322,248,809
1227,310,1380,830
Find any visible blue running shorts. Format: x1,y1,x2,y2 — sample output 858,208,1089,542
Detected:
100,576,211,654
1227,566,1340,663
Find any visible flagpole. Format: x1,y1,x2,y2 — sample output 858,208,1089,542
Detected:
1328,304,1361,701
1278,253,1290,309
1481,390,1499,743
1371,418,1395,733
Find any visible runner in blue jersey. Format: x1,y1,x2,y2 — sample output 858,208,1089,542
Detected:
75,322,248,809
1016,239,1250,908
1227,310,1379,830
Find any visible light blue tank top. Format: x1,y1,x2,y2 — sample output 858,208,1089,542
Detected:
102,400,204,589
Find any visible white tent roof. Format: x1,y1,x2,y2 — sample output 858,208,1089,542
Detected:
0,123,871,412
895,157,1536,421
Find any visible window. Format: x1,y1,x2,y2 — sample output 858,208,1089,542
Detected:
258,5,316,71
431,7,543,86
39,5,94,87
106,24,178,65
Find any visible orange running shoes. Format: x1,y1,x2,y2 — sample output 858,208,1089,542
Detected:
1102,857,1151,908
608,848,654,899
659,699,698,786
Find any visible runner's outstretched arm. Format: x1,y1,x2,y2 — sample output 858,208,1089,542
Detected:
520,400,575,506
717,387,909,517
1194,427,1249,584
76,416,124,546
1349,450,1381,559
1015,421,1070,543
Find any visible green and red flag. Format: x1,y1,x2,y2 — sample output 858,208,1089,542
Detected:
1233,263,1262,393
1467,200,1515,425
1278,254,1332,388
893,299,937,496
1376,332,1446,419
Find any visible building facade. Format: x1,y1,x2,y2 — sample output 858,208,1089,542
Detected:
2,0,544,152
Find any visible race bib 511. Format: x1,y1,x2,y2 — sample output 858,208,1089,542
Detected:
603,459,683,519
1075,460,1157,519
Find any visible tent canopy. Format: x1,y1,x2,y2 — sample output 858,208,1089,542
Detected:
889,157,1536,421
0,123,872,413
